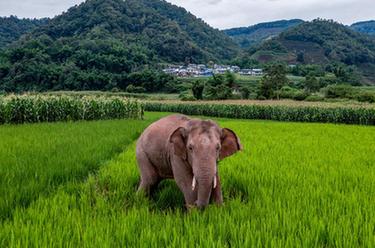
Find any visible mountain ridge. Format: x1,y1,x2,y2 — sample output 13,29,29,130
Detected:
224,19,304,48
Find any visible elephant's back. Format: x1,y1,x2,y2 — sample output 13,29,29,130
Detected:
136,114,190,169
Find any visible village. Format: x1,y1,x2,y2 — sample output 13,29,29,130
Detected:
162,64,263,77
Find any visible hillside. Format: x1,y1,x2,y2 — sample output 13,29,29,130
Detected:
28,0,239,63
351,21,375,36
0,0,240,92
224,19,304,48
246,20,375,81
0,16,48,48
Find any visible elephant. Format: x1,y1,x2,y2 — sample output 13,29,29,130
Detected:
136,114,242,209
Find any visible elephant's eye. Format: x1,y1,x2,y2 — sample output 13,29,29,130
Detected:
188,145,194,151
216,144,220,151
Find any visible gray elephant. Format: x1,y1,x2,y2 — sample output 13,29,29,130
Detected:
136,114,242,209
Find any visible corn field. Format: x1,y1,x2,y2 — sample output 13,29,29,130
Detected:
144,102,375,125
0,95,144,124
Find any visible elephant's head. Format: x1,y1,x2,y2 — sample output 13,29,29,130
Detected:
170,119,242,209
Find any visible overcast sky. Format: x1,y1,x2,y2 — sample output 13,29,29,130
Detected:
0,0,374,29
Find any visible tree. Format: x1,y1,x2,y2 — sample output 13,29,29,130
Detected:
304,73,320,92
297,52,305,63
192,80,205,100
224,71,237,88
259,64,289,99
240,87,251,99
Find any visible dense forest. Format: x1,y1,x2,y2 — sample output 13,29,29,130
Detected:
351,21,375,36
0,16,49,48
1,0,375,92
236,19,375,82
224,19,304,48
0,0,239,92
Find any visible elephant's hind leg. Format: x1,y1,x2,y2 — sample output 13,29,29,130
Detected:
136,149,160,196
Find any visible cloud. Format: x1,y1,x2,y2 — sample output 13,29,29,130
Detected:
0,0,374,29
167,0,375,29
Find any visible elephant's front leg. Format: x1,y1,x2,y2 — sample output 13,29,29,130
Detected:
211,175,223,205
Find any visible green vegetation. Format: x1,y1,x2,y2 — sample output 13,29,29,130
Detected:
0,114,374,246
0,0,239,92
0,95,143,124
0,116,162,220
224,19,304,48
259,64,289,99
244,19,375,82
144,102,375,125
0,16,48,48
351,21,375,36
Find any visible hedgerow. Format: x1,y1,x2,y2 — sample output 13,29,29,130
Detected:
0,95,144,124
144,102,375,125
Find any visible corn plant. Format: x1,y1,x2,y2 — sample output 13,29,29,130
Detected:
0,95,144,124
144,102,375,125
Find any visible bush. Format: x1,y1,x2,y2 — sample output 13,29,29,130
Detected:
292,91,310,101
179,91,196,101
0,95,144,124
305,95,325,102
279,86,298,99
248,93,258,100
323,84,357,99
356,92,375,103
126,84,146,93
144,102,375,125
257,96,267,100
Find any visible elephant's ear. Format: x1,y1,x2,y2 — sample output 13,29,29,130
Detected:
169,127,187,160
220,128,242,160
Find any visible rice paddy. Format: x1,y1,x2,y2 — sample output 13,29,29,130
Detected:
0,112,374,247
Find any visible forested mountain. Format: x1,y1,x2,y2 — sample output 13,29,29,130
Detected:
224,19,304,48
0,0,240,92
0,16,48,48
351,21,375,36
243,19,375,81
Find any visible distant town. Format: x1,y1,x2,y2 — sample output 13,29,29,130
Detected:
163,64,263,77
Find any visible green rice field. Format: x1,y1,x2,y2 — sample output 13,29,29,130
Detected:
0,112,375,247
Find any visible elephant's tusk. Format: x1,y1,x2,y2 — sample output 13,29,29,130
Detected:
213,176,217,189
192,176,197,191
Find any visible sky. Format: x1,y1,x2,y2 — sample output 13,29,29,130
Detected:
0,0,374,30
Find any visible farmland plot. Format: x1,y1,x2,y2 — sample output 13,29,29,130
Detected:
0,113,164,220
0,113,374,247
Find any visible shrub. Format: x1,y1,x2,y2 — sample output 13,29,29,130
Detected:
240,87,251,99
279,86,298,99
292,91,310,101
126,84,146,93
257,96,267,100
305,95,325,102
356,92,375,103
323,84,358,99
179,91,196,101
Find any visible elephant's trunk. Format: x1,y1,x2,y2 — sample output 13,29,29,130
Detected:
193,164,217,209
196,176,213,209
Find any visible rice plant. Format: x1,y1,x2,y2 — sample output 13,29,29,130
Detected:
0,112,374,247
0,113,163,220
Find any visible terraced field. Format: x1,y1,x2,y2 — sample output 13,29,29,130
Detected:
1,112,374,247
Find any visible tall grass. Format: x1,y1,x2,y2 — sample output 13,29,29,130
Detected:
0,95,144,124
0,114,164,220
1,114,374,246
144,102,375,125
